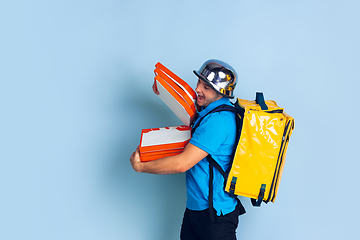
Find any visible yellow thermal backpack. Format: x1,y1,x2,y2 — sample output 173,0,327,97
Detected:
192,92,295,211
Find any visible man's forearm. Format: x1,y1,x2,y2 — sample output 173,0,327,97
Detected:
139,154,186,174
131,143,208,175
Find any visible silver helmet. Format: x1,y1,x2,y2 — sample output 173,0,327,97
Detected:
193,59,237,98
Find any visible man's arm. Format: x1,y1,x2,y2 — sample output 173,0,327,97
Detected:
130,143,208,174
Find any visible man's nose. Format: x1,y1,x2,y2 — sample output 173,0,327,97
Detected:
195,84,201,93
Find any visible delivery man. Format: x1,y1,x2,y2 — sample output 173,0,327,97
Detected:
130,59,245,240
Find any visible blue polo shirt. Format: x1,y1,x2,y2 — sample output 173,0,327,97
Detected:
186,98,237,216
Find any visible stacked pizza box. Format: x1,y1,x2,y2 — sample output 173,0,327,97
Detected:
139,125,192,162
139,62,197,162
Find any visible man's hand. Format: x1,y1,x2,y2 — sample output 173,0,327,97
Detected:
152,81,159,95
130,146,143,172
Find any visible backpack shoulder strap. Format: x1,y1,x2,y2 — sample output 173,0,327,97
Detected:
206,155,226,177
192,104,240,222
191,104,238,133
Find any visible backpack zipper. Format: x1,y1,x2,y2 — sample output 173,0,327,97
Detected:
266,120,291,202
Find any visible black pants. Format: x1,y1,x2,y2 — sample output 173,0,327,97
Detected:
180,207,240,240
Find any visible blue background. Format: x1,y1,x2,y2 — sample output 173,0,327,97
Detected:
1,1,359,239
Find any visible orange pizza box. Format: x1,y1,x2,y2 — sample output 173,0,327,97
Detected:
155,76,196,126
140,150,184,162
154,62,196,107
140,145,187,155
154,71,196,116
154,62,197,126
141,148,184,156
155,62,196,102
139,125,192,162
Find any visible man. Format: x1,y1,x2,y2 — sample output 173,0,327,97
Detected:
130,59,244,240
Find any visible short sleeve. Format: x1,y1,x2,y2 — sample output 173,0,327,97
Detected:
189,113,230,155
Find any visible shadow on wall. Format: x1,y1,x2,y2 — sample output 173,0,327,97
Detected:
100,72,187,240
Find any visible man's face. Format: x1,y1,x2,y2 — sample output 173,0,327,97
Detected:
195,79,222,108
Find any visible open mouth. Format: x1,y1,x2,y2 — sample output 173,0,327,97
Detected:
197,95,204,102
